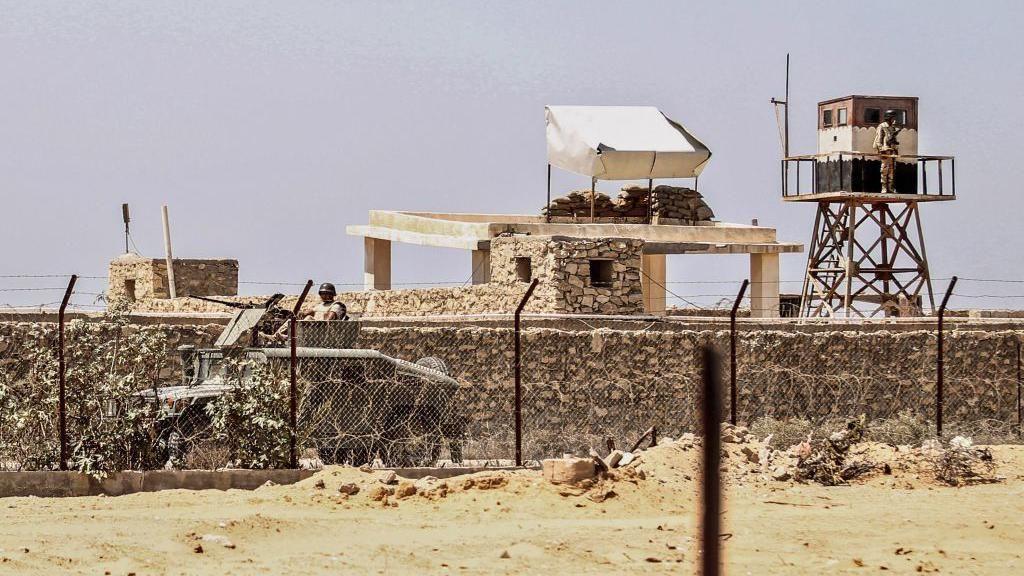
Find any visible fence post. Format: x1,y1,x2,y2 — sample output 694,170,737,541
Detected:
289,315,298,468
286,280,313,468
936,276,958,438
514,279,539,467
57,274,77,471
700,345,723,576
729,279,749,425
1017,338,1021,437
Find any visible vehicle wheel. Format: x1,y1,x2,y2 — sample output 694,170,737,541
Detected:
415,356,450,376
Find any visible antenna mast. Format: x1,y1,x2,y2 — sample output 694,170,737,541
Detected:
770,53,791,158
121,203,131,253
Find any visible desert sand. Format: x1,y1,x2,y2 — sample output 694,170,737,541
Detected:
1,440,1022,575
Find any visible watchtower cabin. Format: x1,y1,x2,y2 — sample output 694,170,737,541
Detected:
782,95,955,318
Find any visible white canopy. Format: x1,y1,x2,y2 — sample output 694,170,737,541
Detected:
545,105,712,180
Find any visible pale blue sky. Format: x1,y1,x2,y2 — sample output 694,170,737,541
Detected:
2,1,1022,309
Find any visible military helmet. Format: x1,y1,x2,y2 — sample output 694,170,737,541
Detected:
318,282,336,296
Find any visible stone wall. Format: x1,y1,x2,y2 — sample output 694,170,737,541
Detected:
489,236,645,315
127,283,555,317
2,316,1020,461
107,254,238,303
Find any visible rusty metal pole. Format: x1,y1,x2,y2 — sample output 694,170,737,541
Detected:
514,278,540,467
730,279,749,425
546,164,552,224
936,276,957,437
700,345,723,576
57,274,77,471
289,315,298,468
1011,336,1019,434
292,280,314,317
590,177,596,222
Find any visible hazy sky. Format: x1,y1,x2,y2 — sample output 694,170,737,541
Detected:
2,1,1022,309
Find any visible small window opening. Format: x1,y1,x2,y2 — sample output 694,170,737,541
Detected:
123,279,137,302
885,109,907,126
822,109,833,127
864,108,881,124
515,257,532,282
837,107,848,126
589,260,613,287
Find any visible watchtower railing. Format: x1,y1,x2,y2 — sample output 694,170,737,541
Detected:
781,152,955,199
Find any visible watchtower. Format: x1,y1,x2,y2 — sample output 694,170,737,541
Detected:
783,95,955,317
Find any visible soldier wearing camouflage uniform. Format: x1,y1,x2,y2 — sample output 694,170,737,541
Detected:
873,111,902,193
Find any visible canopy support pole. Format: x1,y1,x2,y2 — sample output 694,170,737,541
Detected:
590,177,596,222
647,178,653,224
546,163,551,223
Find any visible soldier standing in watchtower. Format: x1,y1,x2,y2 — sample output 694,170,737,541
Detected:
873,111,902,193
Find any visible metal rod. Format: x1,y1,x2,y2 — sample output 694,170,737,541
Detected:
546,163,551,223
289,315,298,468
937,275,958,437
730,279,749,425
938,159,944,196
121,203,130,254
647,178,653,223
700,345,723,576
57,274,77,471
1017,339,1022,436
922,160,928,195
514,278,540,467
784,53,789,160
951,158,956,196
293,280,314,317
590,177,596,223
161,205,177,299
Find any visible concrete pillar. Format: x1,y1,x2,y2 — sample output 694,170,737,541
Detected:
471,249,490,285
640,253,666,316
749,252,780,318
363,238,391,291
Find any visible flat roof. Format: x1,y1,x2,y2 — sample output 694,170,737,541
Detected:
346,211,803,255
818,95,919,106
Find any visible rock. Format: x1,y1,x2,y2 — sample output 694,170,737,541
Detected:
500,550,510,559
337,483,360,496
394,482,417,499
618,452,636,467
368,485,394,501
377,471,397,485
721,433,741,444
657,437,676,446
741,446,760,464
542,458,597,485
413,476,439,491
313,479,325,490
586,487,617,503
606,450,624,468
200,534,236,549
771,466,791,481
299,457,324,471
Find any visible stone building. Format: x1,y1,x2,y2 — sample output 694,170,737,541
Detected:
489,236,644,315
107,253,238,303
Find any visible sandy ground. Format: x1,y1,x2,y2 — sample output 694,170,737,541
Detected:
1,441,1022,575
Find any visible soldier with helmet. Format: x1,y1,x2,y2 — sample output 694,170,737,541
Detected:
300,282,349,321
873,111,903,193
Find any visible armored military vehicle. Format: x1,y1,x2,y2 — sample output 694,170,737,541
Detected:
128,295,465,467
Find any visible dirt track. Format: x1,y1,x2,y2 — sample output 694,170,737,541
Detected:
1,443,1022,575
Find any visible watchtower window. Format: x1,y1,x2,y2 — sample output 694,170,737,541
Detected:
515,257,532,282
588,259,613,287
822,109,833,127
123,279,137,302
885,109,907,126
864,108,881,124
837,107,848,126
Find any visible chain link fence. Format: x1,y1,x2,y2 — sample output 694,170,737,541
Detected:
0,311,1022,472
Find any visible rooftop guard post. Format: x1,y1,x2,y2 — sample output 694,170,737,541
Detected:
544,106,711,224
